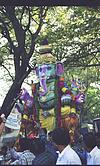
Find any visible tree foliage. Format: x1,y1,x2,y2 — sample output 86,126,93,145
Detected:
0,6,48,117
39,6,100,69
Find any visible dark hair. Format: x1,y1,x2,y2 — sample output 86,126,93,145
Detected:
30,138,45,156
51,128,70,146
19,137,32,151
95,132,100,137
1,146,7,151
83,132,96,149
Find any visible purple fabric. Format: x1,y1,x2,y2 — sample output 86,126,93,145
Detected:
56,63,64,76
58,81,64,88
38,65,49,96
76,93,85,103
20,88,28,100
20,88,33,108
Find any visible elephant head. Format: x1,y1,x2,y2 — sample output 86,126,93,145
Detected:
35,39,64,96
35,62,64,96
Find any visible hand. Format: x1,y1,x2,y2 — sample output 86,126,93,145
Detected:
0,114,6,123
0,114,6,136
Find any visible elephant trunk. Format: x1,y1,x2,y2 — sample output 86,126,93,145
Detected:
40,77,48,96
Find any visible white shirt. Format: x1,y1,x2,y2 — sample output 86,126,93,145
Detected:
10,148,22,160
11,150,35,165
87,146,100,165
56,145,82,165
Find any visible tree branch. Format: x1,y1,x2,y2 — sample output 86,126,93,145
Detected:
0,18,16,52
16,66,32,85
25,7,31,32
28,7,48,59
33,6,48,39
5,6,25,48
2,64,14,81
19,6,25,24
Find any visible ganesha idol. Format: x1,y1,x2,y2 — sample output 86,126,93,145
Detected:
33,39,85,135
16,39,85,143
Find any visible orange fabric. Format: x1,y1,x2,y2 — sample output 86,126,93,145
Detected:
60,114,79,144
59,77,64,81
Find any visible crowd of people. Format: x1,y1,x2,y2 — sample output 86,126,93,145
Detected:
0,114,100,165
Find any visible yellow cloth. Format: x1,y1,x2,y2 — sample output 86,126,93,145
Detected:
37,53,56,64
39,107,76,131
71,108,76,113
61,87,67,93
61,106,76,117
23,114,28,120
39,109,55,131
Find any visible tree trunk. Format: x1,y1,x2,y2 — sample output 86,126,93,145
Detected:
0,80,22,118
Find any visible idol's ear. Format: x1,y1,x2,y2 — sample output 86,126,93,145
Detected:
56,62,64,76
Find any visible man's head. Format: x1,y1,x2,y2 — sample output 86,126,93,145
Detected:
51,128,70,152
19,137,32,151
83,132,96,152
30,138,45,156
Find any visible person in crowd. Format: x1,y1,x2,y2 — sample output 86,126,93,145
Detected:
46,131,58,160
0,145,12,164
51,127,82,165
10,137,35,165
83,132,100,165
95,132,100,148
32,138,57,165
8,139,22,162
39,128,58,160
30,137,45,156
72,134,87,165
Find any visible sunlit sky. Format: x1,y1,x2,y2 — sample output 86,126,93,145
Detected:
0,68,38,106
0,35,39,106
